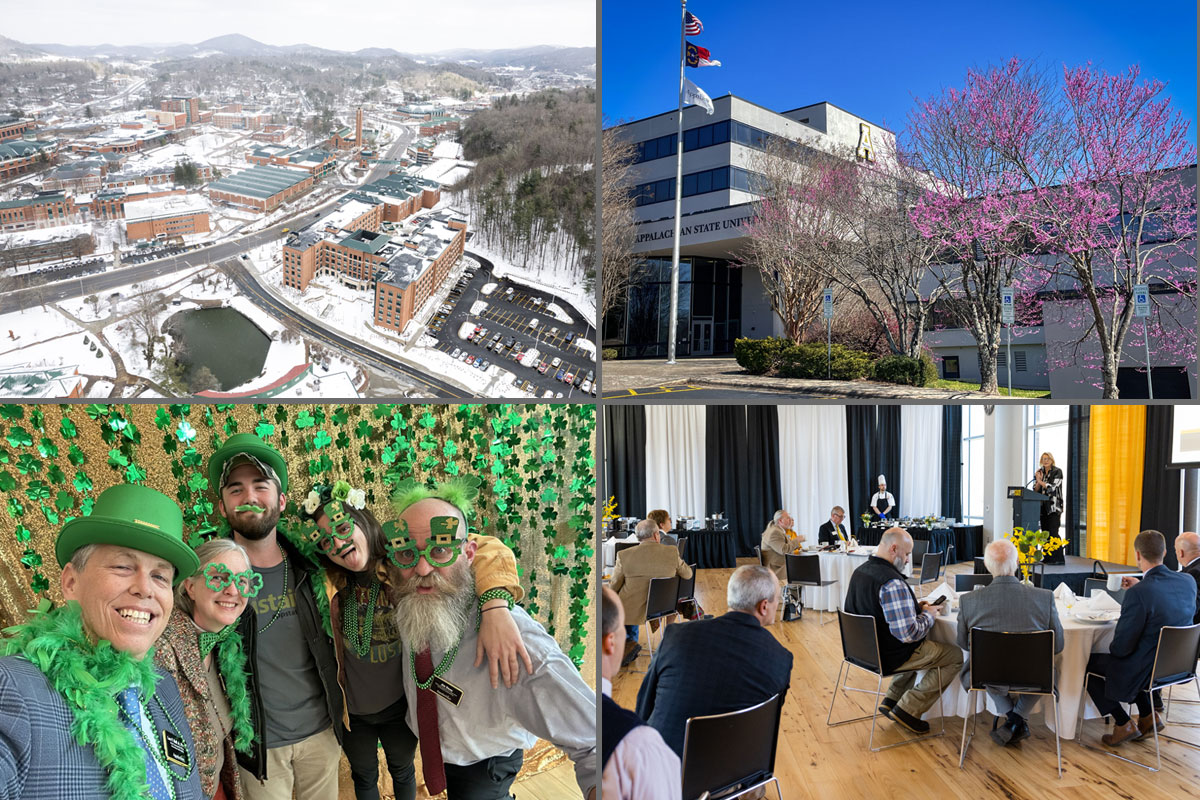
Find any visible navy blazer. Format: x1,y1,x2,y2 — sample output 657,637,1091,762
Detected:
634,611,792,757
1105,564,1198,701
0,655,204,800
1183,559,1200,625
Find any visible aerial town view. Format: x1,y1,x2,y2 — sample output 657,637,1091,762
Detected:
0,16,595,398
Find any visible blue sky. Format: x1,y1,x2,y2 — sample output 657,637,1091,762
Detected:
601,0,1196,140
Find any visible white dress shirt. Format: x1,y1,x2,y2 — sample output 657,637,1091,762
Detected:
602,678,681,800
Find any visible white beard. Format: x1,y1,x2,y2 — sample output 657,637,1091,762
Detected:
392,563,475,655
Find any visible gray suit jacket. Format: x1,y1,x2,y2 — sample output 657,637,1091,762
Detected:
956,576,1064,688
0,654,205,800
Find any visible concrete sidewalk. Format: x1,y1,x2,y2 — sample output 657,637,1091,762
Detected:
602,357,1009,399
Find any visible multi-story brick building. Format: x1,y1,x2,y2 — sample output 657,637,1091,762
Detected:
161,97,201,125
123,195,211,241
418,116,460,136
212,111,269,130
0,118,36,142
206,164,313,212
351,172,441,223
0,193,78,231
42,160,102,192
0,140,56,181
89,186,186,221
372,211,466,333
144,109,188,130
246,145,336,179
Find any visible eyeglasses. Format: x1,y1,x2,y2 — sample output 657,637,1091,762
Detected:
384,516,463,569
202,562,262,597
299,501,357,557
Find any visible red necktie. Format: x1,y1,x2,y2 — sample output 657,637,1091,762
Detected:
415,648,447,796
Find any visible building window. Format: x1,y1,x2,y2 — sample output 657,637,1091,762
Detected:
961,405,985,525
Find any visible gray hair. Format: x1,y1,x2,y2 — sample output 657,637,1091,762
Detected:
773,510,787,524
176,538,252,617
68,542,101,572
727,565,779,613
984,539,1019,578
634,518,660,541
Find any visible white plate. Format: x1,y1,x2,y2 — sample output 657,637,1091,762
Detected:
1073,611,1118,623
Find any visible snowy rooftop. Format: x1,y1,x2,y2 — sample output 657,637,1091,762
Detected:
208,165,310,199
0,222,91,248
432,141,463,160
320,198,377,232
0,365,84,398
123,194,210,222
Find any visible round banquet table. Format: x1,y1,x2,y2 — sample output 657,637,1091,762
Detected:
924,601,1116,738
798,548,912,612
856,525,956,559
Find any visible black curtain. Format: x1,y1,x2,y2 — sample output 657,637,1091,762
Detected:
877,406,902,516
603,405,646,519
1066,406,1090,557
1141,406,1180,568
846,407,876,525
705,407,751,556
746,406,783,557
941,405,963,520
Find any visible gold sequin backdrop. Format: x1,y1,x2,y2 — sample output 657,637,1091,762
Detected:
0,402,596,679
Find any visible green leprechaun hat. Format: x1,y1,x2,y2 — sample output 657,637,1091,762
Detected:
208,433,289,494
56,484,200,586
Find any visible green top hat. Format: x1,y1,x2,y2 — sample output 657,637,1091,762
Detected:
208,433,289,494
56,484,200,586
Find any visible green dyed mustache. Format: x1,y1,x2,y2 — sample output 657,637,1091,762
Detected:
235,504,266,513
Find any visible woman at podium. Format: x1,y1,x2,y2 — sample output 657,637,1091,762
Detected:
1033,452,1064,563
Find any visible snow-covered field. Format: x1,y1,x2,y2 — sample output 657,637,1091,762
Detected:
469,242,595,325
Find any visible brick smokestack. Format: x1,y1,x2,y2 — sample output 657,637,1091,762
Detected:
356,108,363,149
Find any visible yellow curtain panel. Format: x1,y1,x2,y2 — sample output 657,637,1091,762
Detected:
1086,405,1146,564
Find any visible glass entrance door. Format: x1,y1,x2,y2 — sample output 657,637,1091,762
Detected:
692,319,713,356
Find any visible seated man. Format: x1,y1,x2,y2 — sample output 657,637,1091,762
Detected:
635,565,792,756
844,527,962,734
760,509,804,583
611,519,693,666
1123,530,1200,625
391,490,596,799
957,539,1064,745
0,484,205,799
1086,529,1197,746
600,586,681,800
648,509,678,546
818,506,849,546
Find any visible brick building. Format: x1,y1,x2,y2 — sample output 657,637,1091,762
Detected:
161,97,201,125
207,164,313,212
0,140,56,181
246,145,336,179
0,193,78,231
373,211,466,332
89,186,186,221
144,109,187,130
418,116,461,136
123,195,211,241
0,118,36,142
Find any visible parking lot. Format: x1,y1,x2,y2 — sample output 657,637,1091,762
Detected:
427,256,595,398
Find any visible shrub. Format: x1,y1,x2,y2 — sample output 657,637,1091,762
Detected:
733,337,792,374
872,353,939,386
778,343,873,381
602,348,618,360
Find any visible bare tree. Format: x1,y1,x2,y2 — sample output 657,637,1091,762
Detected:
600,128,642,322
128,290,166,367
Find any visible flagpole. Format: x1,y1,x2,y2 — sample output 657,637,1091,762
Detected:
666,0,686,364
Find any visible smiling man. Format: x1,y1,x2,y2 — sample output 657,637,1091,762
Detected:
207,433,343,800
0,483,204,800
389,484,596,800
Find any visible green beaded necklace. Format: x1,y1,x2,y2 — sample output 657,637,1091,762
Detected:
116,688,197,793
410,626,465,690
256,544,289,635
343,580,381,658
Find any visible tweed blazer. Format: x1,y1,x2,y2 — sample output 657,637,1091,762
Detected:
610,541,692,624
760,522,801,583
0,653,204,800
156,608,246,800
955,576,1064,688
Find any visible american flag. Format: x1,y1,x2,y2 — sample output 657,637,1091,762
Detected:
684,11,703,36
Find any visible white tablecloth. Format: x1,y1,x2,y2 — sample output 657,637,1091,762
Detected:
798,548,912,612
603,536,638,569
926,601,1116,738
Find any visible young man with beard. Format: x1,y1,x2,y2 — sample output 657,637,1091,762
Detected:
207,434,343,800
389,489,597,800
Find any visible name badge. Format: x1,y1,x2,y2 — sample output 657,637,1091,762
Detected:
430,676,463,706
161,730,191,769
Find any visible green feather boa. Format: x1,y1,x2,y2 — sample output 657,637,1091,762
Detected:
0,600,161,800
211,626,255,754
276,519,333,638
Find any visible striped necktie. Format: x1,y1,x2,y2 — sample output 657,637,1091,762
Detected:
116,687,172,800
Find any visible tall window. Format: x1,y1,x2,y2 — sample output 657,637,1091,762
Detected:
962,406,985,525
1026,405,1070,530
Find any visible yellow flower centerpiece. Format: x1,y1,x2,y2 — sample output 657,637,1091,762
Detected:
603,496,619,522
1006,527,1067,584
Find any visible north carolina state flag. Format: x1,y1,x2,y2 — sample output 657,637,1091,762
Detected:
685,42,721,68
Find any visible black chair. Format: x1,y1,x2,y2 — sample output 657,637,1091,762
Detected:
954,573,993,592
677,536,689,562
754,546,765,568
630,576,680,673
973,557,988,575
784,553,837,625
1077,622,1200,771
676,563,697,605
959,629,1060,777
826,609,946,751
912,539,929,564
681,693,784,800
614,541,639,559
1083,578,1127,606
1030,560,1046,588
907,552,942,593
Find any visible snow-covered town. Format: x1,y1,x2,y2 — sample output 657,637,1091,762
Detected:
0,33,596,398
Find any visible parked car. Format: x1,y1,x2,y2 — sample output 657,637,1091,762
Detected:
450,348,461,359
555,369,566,382
466,355,476,366
581,380,592,394
551,357,562,368
480,360,491,371
537,361,550,374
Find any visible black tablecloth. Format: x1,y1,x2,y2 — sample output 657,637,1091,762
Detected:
682,530,737,569
855,526,962,561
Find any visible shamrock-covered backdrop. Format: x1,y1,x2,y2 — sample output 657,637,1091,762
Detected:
0,402,597,677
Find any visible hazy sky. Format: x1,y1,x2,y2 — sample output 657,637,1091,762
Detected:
4,0,595,52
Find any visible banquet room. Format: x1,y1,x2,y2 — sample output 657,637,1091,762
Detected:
601,403,1200,799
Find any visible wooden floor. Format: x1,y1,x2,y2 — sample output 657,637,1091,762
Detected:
610,559,1200,800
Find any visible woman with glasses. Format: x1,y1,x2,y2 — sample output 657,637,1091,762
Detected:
156,538,260,800
297,479,527,800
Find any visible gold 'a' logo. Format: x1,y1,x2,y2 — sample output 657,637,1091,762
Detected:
856,123,876,162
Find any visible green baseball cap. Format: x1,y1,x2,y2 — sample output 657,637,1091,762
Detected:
56,484,200,586
208,433,289,494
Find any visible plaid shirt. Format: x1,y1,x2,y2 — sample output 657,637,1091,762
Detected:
878,579,935,643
